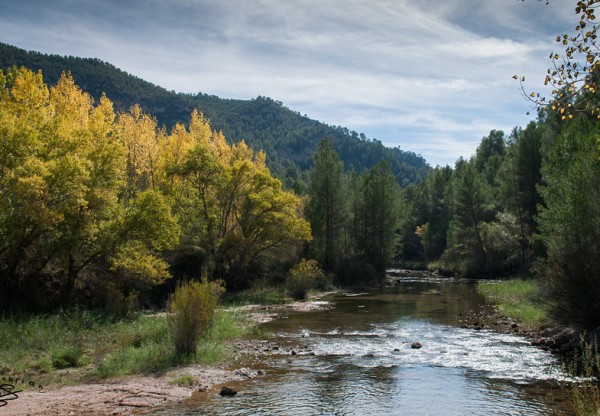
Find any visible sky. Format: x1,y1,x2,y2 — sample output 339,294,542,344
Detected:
0,0,576,166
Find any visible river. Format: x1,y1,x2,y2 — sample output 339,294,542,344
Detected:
145,275,573,415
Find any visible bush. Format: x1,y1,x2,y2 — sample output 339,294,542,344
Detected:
286,259,323,300
51,346,82,369
563,338,600,415
167,279,225,356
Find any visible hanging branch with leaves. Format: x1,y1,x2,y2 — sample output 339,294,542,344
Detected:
516,0,600,120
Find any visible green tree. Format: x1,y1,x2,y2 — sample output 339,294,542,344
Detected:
475,130,506,188
353,161,402,277
442,159,493,276
498,123,543,267
413,166,453,261
306,138,347,273
537,116,600,328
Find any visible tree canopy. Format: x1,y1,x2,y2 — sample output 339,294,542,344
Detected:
0,67,311,311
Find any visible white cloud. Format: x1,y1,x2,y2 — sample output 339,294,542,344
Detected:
0,0,578,166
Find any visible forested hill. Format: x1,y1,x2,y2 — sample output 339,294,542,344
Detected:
0,42,429,185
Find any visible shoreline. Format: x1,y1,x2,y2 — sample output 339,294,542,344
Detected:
3,299,331,416
5,280,587,415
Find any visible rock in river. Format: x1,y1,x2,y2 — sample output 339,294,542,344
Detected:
219,387,237,397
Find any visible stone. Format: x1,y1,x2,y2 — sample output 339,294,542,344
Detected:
219,387,237,397
234,368,254,378
411,342,422,349
553,328,578,347
531,338,544,347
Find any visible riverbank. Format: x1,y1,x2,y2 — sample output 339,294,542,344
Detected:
476,277,600,415
0,299,331,415
387,272,587,356
475,278,586,356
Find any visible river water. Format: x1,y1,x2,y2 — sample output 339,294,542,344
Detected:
147,275,573,415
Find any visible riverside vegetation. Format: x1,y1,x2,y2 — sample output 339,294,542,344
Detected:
478,278,600,415
2,2,600,412
0,307,251,387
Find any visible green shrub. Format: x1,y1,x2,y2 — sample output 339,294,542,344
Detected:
563,338,600,415
103,285,139,318
51,346,82,369
286,259,323,300
170,374,196,386
167,279,225,356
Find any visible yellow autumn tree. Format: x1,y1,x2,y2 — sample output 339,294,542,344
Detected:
167,111,311,289
0,68,179,310
116,104,166,197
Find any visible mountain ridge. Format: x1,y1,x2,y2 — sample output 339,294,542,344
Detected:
0,42,429,185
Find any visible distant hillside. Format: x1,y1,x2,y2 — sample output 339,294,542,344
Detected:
0,42,429,185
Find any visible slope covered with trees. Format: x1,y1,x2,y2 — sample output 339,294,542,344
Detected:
0,42,429,186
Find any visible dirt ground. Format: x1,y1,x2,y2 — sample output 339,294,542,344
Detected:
4,365,247,416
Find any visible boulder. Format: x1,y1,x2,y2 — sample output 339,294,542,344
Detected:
553,328,578,347
411,342,422,349
219,387,237,397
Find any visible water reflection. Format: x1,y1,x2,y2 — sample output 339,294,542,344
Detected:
144,278,571,415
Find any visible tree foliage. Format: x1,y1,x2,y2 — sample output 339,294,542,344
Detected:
399,127,542,278
305,143,404,285
286,259,323,300
0,67,310,311
306,139,347,273
352,161,402,277
537,116,600,327
517,0,600,119
167,112,311,290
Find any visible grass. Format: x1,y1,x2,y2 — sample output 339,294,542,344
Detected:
0,307,253,387
477,278,549,328
170,373,196,386
222,286,287,306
